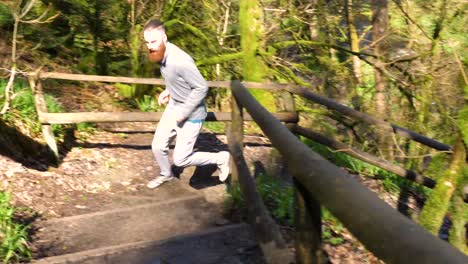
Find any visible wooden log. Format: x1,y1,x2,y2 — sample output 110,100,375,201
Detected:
284,85,452,152
230,80,468,264
290,124,436,189
29,77,59,159
226,128,293,264
38,112,298,124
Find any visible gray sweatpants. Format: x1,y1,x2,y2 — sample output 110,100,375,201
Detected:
152,105,222,177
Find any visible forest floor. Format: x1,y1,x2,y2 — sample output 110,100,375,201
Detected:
0,122,419,263
0,83,422,263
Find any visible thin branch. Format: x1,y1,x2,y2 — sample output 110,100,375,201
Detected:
391,0,433,40
0,67,16,114
21,13,60,24
20,0,37,18
271,40,378,58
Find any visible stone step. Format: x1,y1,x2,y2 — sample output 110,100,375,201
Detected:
33,224,264,264
34,190,221,258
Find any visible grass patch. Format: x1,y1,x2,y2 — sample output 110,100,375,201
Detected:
135,94,163,112
203,121,226,133
226,173,295,225
0,192,31,263
226,174,347,246
322,208,346,246
76,122,97,132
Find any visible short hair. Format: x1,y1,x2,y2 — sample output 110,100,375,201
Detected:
144,19,165,32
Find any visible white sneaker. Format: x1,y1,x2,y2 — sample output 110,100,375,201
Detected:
218,151,231,182
147,175,175,189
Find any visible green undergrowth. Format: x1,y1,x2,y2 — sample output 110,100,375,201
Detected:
227,173,295,226
0,192,31,263
134,94,164,112
225,137,438,247
203,121,226,133
226,174,349,246
0,78,64,136
321,208,347,246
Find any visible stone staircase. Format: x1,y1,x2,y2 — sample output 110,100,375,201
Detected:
32,174,264,264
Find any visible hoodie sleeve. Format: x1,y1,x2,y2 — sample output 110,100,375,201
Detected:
176,60,208,120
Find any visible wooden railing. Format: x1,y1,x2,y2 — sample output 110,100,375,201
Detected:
228,80,467,264
28,72,466,263
27,72,298,158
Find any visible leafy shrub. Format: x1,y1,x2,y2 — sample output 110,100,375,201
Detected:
226,173,295,225
321,208,346,246
0,192,31,263
1,78,64,135
256,174,295,225
203,121,225,133
0,3,12,27
135,94,162,112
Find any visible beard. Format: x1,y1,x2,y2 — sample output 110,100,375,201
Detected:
148,42,166,63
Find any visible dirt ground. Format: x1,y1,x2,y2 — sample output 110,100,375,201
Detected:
0,120,407,263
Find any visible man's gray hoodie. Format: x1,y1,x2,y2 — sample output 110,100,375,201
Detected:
160,42,208,121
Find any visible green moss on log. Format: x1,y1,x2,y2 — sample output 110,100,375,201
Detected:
419,137,466,235
448,175,468,254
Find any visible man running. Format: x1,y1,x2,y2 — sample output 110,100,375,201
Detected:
143,19,230,188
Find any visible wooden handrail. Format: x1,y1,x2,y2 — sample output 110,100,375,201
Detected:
29,72,296,90
284,85,452,152
289,124,436,188
230,80,468,264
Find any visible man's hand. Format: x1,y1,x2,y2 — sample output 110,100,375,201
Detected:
158,89,170,105
175,112,186,123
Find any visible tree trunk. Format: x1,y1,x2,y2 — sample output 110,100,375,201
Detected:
128,0,140,98
239,0,276,111
345,0,362,84
371,0,392,160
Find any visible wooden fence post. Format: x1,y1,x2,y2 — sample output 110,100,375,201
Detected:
295,179,326,264
280,91,325,263
29,77,59,160
228,88,244,183
226,129,293,264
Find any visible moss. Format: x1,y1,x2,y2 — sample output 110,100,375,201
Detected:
448,185,468,254
424,153,450,180
419,183,452,234
419,137,466,235
130,25,141,78
459,84,468,146
459,106,468,145
239,0,276,112
115,83,135,98
196,52,243,67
